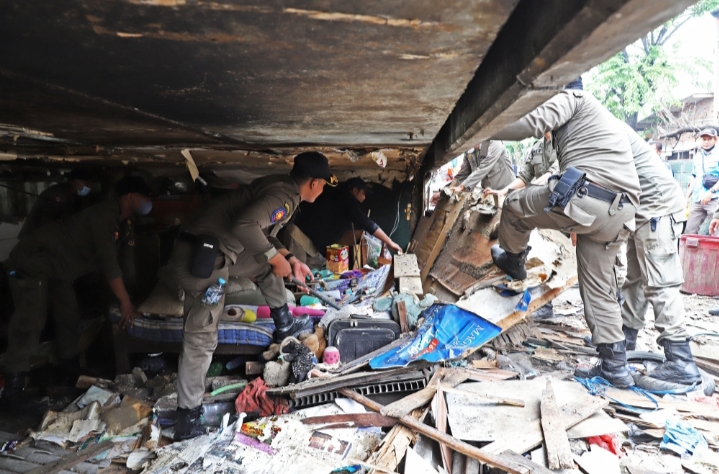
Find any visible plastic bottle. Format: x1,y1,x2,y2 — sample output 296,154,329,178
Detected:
201,277,226,306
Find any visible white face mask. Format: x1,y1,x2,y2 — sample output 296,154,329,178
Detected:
136,199,153,216
77,186,91,197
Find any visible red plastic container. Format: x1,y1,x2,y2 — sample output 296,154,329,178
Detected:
680,235,719,296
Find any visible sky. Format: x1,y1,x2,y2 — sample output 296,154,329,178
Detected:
668,13,716,99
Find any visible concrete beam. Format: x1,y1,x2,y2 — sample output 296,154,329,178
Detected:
425,0,698,168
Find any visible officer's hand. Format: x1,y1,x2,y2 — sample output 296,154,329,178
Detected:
571,233,577,247
120,300,139,330
484,187,508,197
289,258,313,293
710,218,719,235
268,253,292,278
701,191,715,205
451,185,466,193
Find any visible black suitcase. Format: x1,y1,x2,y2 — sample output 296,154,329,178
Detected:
327,317,401,363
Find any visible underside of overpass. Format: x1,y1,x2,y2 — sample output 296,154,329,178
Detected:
0,0,696,184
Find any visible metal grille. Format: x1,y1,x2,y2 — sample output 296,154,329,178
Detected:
288,378,427,409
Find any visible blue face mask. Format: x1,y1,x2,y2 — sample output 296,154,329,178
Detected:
136,199,153,216
77,186,91,197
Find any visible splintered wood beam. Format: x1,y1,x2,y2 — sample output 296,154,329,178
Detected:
540,380,576,470
339,388,555,474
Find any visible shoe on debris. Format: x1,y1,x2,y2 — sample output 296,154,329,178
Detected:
271,304,314,343
647,339,701,385
491,245,530,280
174,406,206,441
574,341,635,388
0,372,48,413
622,325,639,351
709,307,719,316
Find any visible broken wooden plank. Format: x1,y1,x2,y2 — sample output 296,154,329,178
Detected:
397,300,410,333
449,367,519,382
419,195,467,291
300,413,398,428
440,385,525,407
540,380,574,470
332,336,411,376
436,382,453,474
339,388,554,474
367,408,426,474
481,397,608,455
26,440,113,474
381,369,469,418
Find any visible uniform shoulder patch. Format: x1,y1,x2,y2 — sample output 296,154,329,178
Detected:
271,205,288,223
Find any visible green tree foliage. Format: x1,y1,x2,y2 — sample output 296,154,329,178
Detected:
587,0,718,128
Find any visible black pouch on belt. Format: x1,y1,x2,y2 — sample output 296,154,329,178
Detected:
190,234,220,278
544,167,587,213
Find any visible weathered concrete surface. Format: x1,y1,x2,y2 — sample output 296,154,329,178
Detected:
0,0,517,150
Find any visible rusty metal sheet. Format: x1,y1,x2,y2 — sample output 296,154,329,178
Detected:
428,200,502,296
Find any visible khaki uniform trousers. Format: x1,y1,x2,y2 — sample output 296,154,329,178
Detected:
173,240,287,409
499,184,636,345
621,216,690,343
3,249,81,373
684,200,718,235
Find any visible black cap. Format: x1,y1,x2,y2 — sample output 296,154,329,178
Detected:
291,152,338,186
344,177,373,195
564,76,583,90
699,128,718,138
114,175,151,197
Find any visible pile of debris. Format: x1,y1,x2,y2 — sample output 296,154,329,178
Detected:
2,196,719,473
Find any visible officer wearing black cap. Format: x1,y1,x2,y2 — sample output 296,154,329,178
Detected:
18,168,95,239
170,151,336,441
286,177,403,266
1,175,150,409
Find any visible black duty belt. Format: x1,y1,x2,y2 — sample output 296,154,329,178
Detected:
579,181,632,205
545,167,631,214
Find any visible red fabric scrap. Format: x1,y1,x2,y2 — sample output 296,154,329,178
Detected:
235,378,289,417
587,434,624,457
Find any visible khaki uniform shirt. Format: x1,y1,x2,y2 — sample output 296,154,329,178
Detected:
455,141,515,190
494,90,641,208
517,137,559,184
183,174,300,265
13,200,123,281
622,123,685,228
18,182,76,239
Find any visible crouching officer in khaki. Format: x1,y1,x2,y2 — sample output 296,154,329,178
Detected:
450,141,515,193
485,132,558,197
1,176,149,409
490,90,641,388
171,152,336,440
619,124,701,385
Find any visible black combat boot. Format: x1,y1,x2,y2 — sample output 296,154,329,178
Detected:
174,406,206,441
647,339,701,385
0,372,47,412
491,245,530,280
622,325,639,351
271,304,314,343
574,341,635,388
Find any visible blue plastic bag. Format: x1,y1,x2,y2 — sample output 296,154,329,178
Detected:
369,304,502,369
660,419,708,455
